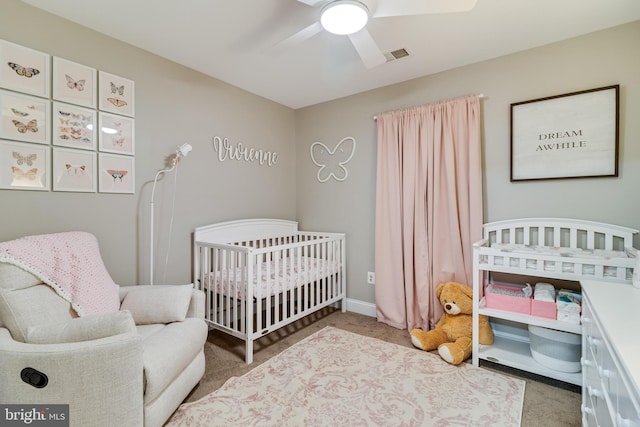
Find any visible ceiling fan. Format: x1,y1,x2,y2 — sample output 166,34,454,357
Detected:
272,0,478,69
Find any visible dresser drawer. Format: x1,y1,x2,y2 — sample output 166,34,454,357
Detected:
582,285,640,427
614,359,640,426
586,384,615,427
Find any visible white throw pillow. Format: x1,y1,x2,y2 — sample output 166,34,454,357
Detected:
120,284,193,325
26,310,136,344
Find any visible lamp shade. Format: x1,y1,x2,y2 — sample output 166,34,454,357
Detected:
320,1,369,35
177,143,192,157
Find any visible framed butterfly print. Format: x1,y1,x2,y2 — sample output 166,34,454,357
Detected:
0,39,50,98
52,57,97,108
98,112,134,155
98,152,134,194
0,140,50,191
53,102,97,151
0,89,50,145
52,147,97,192
98,71,134,117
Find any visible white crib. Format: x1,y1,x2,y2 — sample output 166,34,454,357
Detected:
193,218,346,363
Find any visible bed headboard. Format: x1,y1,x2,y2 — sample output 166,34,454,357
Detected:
483,218,637,251
194,218,299,244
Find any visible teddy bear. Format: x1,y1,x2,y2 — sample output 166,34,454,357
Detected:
410,281,494,365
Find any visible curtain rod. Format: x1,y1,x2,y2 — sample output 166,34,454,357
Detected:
373,93,485,121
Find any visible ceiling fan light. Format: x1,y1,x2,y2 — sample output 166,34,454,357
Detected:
320,1,369,35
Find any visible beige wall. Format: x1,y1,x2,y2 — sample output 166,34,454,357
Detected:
2,1,638,307
0,0,297,285
295,21,640,305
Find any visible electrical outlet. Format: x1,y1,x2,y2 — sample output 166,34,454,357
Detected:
367,271,375,285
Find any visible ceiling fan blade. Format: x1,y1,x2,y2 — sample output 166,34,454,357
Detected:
347,28,387,69
269,21,323,54
373,0,477,17
296,0,326,6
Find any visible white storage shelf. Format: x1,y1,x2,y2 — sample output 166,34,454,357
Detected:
471,218,638,387
476,294,583,386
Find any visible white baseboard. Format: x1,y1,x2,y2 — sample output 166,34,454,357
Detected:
345,298,376,317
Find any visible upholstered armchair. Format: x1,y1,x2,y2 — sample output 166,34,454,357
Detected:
0,232,208,427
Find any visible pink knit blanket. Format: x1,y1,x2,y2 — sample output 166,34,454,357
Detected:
0,231,120,316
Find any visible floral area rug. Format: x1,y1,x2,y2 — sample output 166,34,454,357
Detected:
167,326,525,426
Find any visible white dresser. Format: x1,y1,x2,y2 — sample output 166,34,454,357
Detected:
581,280,640,426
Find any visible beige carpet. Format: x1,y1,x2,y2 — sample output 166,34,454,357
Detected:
168,308,582,426
168,325,525,426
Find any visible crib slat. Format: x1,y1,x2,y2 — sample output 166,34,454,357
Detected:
552,227,561,247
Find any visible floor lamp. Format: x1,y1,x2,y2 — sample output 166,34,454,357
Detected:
149,143,192,285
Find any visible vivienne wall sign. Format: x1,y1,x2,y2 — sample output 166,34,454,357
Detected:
211,136,278,167
510,85,619,182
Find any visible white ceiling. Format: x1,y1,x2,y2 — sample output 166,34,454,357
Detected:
21,0,640,109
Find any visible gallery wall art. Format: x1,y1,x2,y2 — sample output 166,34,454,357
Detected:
0,38,136,194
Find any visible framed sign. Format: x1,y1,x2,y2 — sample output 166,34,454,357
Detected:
510,85,619,181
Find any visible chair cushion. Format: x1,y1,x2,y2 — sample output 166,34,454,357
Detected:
120,284,193,325
0,262,41,291
0,284,76,342
0,263,77,341
25,310,137,344
141,317,208,403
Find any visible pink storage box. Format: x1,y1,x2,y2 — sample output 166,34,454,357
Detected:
531,299,557,319
485,283,531,315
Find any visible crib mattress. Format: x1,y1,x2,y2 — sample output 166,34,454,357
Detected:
204,255,341,300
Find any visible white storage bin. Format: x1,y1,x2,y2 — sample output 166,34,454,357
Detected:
528,325,581,373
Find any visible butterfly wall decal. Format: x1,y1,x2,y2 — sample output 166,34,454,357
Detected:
59,118,70,125
310,137,356,183
7,62,40,78
13,152,37,166
107,98,127,108
11,108,28,117
65,74,85,91
11,166,38,181
106,169,128,181
12,119,38,133
110,82,124,96
112,137,125,147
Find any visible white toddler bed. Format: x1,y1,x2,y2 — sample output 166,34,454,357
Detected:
193,219,346,363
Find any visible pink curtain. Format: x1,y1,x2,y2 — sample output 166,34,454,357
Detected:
374,95,483,331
